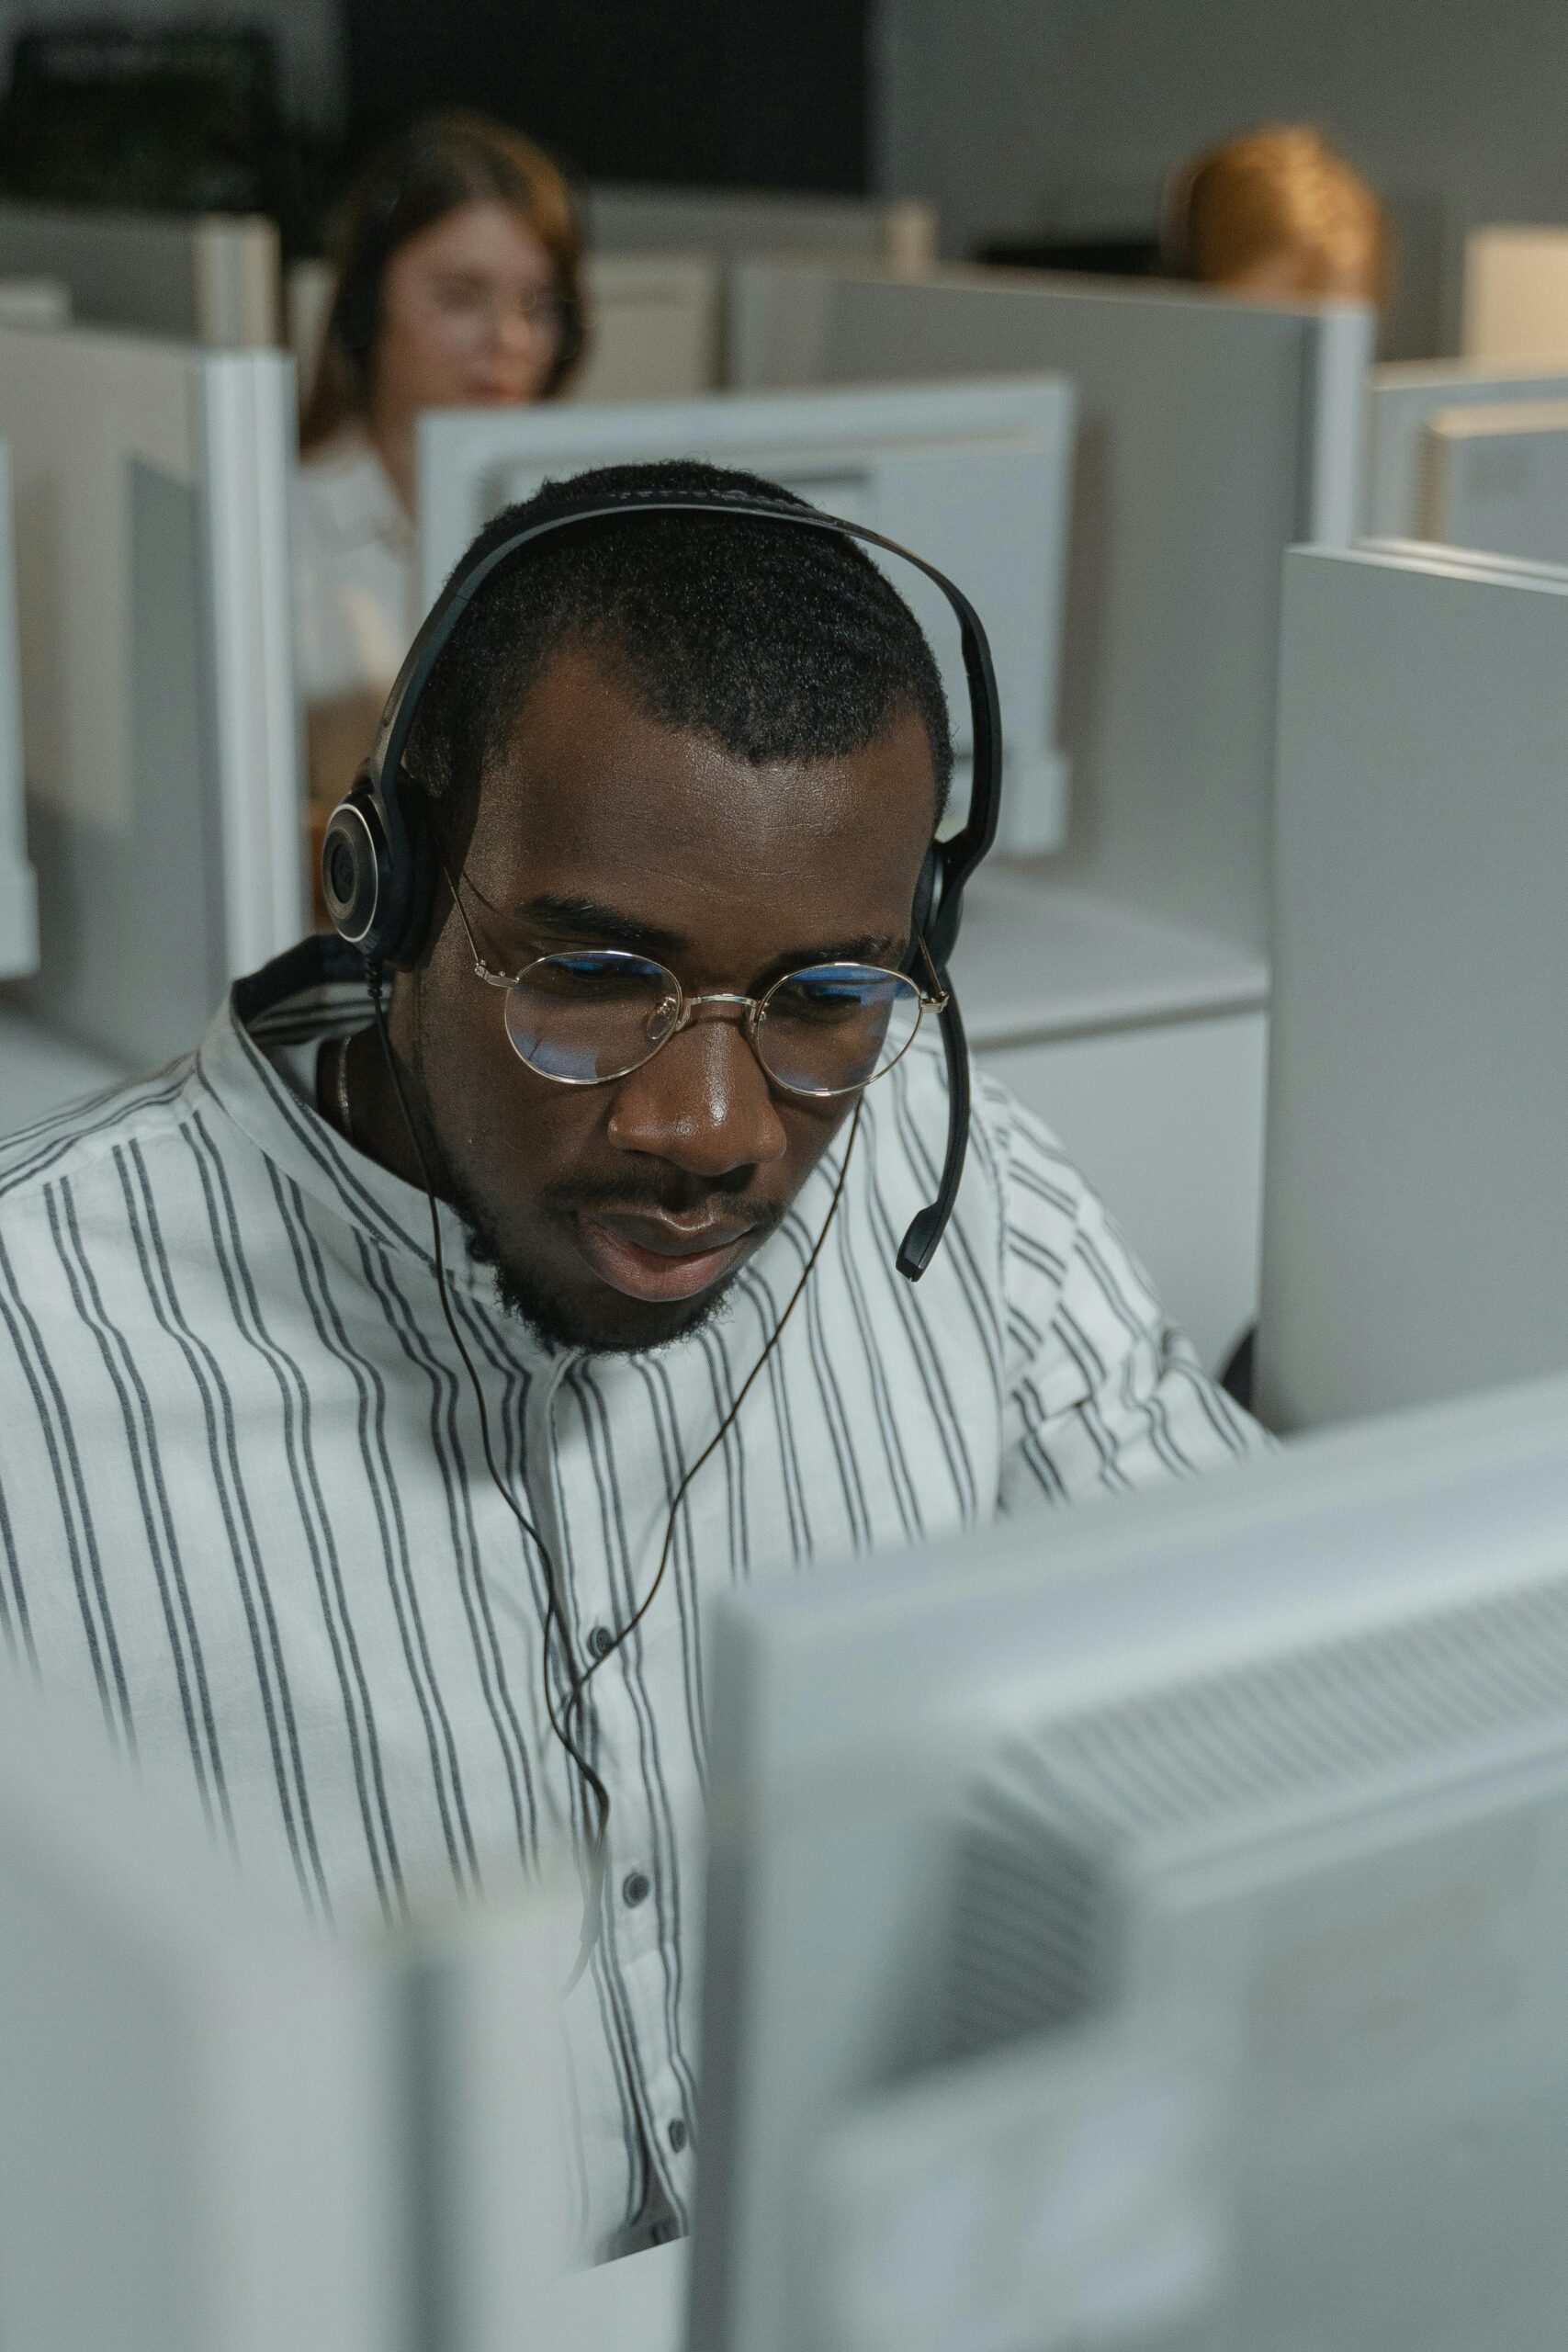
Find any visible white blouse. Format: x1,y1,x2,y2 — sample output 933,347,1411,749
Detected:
290,435,419,708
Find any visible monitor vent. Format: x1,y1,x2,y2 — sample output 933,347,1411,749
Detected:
946,1777,1117,2061
947,1568,1568,2055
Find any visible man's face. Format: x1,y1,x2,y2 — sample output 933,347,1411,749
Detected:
398,642,938,1353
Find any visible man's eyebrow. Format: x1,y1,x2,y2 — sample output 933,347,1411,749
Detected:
767,933,908,972
513,897,908,975
513,894,688,956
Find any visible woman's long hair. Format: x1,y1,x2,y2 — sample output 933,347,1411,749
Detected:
300,111,587,452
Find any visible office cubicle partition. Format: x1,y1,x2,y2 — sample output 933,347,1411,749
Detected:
569,254,724,401
0,203,278,347
0,444,34,981
1364,359,1568,539
0,1677,581,2352
725,259,1373,1372
0,324,303,1070
1258,543,1568,1430
1461,226,1568,363
582,182,936,270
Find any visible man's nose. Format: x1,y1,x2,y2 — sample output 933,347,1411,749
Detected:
606,1015,789,1178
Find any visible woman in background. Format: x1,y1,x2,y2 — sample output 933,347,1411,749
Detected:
295,111,587,835
1167,125,1387,306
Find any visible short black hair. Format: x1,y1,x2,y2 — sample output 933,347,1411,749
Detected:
406,458,953,846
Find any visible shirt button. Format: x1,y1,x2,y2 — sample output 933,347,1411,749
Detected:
668,2118,688,2153
622,1870,651,1907
589,1625,615,1659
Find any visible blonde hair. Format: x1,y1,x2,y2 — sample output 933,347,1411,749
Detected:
300,111,587,453
1169,126,1387,303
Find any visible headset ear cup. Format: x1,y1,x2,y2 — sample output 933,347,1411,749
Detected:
321,781,389,956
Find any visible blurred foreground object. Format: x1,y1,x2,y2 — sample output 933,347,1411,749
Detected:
0,1671,581,2352
695,1370,1568,2352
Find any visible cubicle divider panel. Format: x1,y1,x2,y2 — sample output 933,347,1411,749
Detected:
1462,227,1568,363
729,262,1373,958
0,204,279,346
567,254,724,403
0,443,33,980
0,327,302,1070
198,354,308,977
1365,360,1568,540
1258,544,1568,1431
583,182,936,270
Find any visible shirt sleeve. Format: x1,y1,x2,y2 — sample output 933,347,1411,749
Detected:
986,1080,1269,1510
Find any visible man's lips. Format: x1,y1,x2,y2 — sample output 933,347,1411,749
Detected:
570,1208,758,1304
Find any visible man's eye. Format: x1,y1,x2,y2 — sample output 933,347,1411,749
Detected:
773,980,867,1023
548,957,658,1000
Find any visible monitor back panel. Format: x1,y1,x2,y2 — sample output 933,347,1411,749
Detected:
417,378,1076,855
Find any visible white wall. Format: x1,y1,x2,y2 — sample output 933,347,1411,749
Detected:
879,0,1568,347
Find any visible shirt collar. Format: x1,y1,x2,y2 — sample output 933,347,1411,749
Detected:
200,935,529,1315
200,937,859,1368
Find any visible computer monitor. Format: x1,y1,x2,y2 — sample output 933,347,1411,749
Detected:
1416,398,1568,565
0,1672,580,2352
417,379,1076,857
0,438,36,981
691,1370,1568,2352
1363,359,1568,539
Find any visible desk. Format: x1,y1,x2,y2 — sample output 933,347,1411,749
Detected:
953,868,1269,1375
570,2239,688,2352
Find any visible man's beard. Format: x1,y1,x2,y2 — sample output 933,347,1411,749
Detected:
406,1022,775,1357
443,1149,761,1356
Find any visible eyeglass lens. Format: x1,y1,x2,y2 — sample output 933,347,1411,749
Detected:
501,953,923,1094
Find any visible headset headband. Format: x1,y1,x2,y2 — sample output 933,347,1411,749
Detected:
321,484,1004,1276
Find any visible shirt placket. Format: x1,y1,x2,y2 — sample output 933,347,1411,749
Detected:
532,1352,694,2244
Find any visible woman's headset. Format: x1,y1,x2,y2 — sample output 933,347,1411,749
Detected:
321,481,1003,1277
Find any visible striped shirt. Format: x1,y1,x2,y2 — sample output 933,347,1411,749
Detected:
0,937,1261,2257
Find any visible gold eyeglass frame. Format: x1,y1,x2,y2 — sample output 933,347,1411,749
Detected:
443,864,949,1100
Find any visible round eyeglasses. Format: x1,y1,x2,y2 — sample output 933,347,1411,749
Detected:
446,880,946,1099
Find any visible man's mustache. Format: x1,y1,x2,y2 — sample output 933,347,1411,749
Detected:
543,1177,786,1237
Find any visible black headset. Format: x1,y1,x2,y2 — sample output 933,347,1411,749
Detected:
321,483,1003,1278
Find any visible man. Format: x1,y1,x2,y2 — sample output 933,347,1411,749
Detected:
0,459,1260,2256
